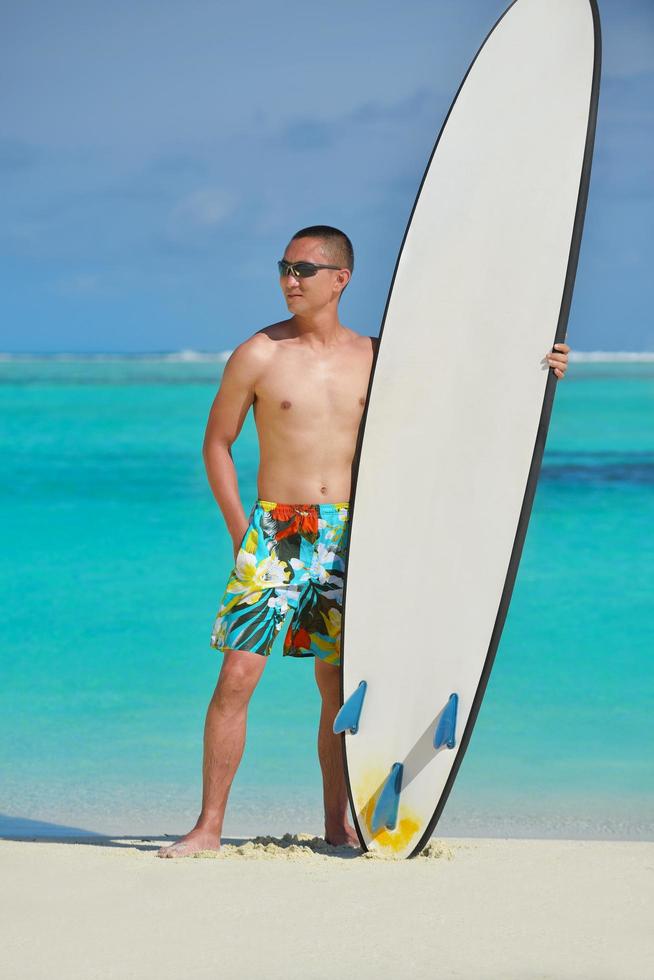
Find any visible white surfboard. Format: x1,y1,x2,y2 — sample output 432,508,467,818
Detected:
336,0,601,859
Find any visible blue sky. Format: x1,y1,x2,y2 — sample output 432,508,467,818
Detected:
2,0,652,353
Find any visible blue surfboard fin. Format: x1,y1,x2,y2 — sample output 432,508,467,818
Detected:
333,681,367,734
434,693,459,750
371,762,404,833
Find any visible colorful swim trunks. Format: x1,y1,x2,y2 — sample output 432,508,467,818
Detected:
210,499,350,664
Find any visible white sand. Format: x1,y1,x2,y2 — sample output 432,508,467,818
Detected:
2,834,652,980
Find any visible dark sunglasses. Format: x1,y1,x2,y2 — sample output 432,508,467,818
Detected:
277,259,342,279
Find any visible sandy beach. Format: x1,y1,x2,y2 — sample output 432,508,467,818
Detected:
2,834,652,980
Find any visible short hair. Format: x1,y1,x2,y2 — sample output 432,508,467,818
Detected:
290,225,354,273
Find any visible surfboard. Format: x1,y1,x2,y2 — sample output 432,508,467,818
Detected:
336,0,601,859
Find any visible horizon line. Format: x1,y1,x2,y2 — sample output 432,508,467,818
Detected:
1,349,654,363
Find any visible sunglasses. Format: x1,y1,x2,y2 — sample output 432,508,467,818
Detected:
277,259,342,279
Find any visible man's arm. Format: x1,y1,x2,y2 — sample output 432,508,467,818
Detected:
202,335,271,554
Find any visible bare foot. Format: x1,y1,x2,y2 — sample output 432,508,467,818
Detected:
325,823,360,848
157,827,220,858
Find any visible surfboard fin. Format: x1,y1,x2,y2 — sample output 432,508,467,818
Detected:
333,681,367,735
371,762,404,833
434,693,458,750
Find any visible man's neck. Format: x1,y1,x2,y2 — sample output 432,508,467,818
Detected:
289,309,347,349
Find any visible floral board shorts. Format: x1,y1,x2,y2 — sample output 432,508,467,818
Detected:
210,499,350,665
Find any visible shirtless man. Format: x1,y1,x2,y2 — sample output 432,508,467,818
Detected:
157,225,570,858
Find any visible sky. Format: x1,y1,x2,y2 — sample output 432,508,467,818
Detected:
1,0,653,353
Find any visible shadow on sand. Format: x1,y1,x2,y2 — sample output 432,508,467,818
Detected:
0,815,361,859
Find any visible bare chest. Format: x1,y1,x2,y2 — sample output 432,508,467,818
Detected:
254,342,373,422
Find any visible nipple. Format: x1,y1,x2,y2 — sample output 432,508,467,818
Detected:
281,400,292,410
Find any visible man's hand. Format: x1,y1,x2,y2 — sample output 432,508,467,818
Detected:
547,342,570,379
233,526,249,563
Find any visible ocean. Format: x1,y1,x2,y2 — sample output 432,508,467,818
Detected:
1,354,652,841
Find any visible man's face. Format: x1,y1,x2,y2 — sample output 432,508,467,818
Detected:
279,237,349,315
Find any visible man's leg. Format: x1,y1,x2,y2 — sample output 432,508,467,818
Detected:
314,656,359,848
157,648,266,858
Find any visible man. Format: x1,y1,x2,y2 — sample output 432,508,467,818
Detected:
157,225,569,858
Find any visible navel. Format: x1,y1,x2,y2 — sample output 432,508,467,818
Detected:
359,396,365,406
281,400,292,410
320,485,328,495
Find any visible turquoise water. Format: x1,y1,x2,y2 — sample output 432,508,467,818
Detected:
1,357,652,840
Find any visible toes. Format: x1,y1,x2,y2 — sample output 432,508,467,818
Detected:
155,834,220,858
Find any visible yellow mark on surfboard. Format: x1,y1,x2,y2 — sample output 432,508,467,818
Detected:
355,768,421,855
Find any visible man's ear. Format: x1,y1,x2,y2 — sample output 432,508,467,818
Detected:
336,269,351,296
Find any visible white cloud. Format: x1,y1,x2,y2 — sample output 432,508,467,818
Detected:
171,187,235,227
164,187,236,247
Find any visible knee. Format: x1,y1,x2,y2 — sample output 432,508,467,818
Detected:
213,651,264,707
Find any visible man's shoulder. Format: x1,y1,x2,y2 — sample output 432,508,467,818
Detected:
339,326,378,347
227,323,284,367
229,324,378,364
352,331,379,355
